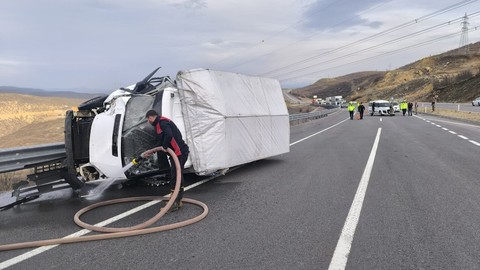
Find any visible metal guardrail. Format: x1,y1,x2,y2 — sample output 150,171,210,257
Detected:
0,109,340,174
289,108,339,124
0,142,66,174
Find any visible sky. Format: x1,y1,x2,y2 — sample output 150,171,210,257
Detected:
1,0,480,92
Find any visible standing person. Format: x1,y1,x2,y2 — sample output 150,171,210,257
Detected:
144,110,189,211
431,96,436,112
348,101,355,120
407,102,413,116
400,100,408,116
357,102,365,119
415,102,418,115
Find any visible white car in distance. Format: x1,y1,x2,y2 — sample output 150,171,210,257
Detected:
472,97,480,106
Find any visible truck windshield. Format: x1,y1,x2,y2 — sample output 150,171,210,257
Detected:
122,92,163,164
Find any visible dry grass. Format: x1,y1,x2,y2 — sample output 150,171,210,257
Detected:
0,93,84,144
0,172,16,191
0,118,66,148
0,169,32,192
0,93,84,148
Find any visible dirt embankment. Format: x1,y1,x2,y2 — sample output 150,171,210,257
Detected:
292,41,480,104
0,93,85,148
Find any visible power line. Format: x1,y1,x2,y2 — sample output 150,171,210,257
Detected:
258,0,478,77
269,11,480,80
219,0,390,71
209,0,346,69
278,26,479,83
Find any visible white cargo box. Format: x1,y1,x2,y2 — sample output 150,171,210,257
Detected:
177,69,290,175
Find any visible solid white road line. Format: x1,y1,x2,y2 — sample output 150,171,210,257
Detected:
328,128,382,270
2,117,349,269
0,200,160,270
290,118,349,146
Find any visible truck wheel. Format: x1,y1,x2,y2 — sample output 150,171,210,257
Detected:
78,95,108,110
64,110,85,190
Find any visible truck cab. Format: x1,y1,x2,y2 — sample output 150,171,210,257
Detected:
65,68,190,187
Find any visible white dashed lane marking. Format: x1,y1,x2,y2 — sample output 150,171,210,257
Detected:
469,140,480,146
415,115,479,147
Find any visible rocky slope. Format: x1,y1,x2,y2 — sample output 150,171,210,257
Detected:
292,41,480,103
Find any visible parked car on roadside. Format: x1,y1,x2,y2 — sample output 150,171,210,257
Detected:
472,97,480,106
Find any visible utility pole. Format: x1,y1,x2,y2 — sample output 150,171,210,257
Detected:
459,12,469,54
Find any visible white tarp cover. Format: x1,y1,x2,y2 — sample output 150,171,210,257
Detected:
176,69,290,175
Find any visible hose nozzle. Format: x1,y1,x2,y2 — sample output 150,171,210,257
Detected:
131,155,146,165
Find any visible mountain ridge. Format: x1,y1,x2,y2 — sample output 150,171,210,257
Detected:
292,41,480,102
0,86,105,99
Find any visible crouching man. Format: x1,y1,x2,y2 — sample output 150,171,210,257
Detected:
144,110,189,211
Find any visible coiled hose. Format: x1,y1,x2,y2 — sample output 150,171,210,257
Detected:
0,148,208,251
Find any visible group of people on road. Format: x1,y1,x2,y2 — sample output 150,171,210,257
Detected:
347,99,417,119
400,100,414,116
348,101,365,120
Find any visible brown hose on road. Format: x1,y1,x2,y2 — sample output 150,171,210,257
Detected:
0,148,208,252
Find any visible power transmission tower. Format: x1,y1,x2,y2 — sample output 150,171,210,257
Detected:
459,13,469,53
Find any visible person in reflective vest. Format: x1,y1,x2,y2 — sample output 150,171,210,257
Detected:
348,101,356,120
400,100,408,116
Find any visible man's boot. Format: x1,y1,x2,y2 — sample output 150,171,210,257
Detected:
166,187,184,212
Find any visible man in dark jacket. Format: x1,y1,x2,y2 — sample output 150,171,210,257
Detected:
407,102,413,116
357,102,365,119
144,110,189,211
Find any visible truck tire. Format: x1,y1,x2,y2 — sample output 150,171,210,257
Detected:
64,110,85,189
78,95,108,110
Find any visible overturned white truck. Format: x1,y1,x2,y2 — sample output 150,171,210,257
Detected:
64,68,290,188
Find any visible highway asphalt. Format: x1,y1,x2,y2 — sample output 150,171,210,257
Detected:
1,110,479,269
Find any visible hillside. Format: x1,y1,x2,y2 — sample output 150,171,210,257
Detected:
0,93,86,148
0,86,104,99
292,41,480,102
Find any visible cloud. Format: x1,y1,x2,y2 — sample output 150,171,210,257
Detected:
164,0,207,9
300,0,387,31
0,60,23,78
0,0,479,90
